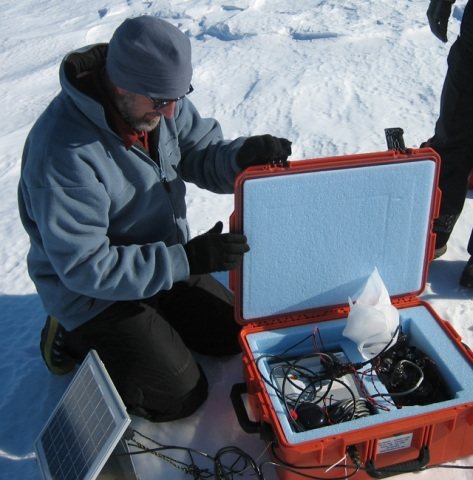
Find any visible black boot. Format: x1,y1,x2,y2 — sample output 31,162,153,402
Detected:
460,257,473,288
433,213,460,258
40,316,76,375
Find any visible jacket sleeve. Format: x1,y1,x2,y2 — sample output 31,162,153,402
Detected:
171,97,247,194
22,180,189,301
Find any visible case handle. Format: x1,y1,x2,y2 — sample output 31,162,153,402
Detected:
230,383,262,434
365,445,430,479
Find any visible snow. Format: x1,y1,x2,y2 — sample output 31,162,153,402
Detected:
1,0,473,479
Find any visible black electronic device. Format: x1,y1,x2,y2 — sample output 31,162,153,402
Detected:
374,332,451,407
295,403,328,430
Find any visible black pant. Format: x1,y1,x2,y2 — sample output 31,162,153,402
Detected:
429,0,473,252
64,274,241,422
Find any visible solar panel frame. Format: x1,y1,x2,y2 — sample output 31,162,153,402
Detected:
97,437,138,479
34,350,131,480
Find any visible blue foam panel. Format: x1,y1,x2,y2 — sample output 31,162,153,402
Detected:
241,160,436,321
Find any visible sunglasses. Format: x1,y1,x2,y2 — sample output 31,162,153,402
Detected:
147,84,194,110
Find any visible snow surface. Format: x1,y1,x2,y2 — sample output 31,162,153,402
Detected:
1,0,473,479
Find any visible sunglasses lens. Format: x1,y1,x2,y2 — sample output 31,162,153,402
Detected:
155,100,167,109
148,85,193,110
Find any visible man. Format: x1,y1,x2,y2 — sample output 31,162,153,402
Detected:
18,16,292,422
424,0,473,287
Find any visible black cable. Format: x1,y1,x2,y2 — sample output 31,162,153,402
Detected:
126,443,214,478
125,429,473,479
261,352,336,431
214,446,264,479
425,463,473,470
257,348,373,432
256,352,332,405
279,332,319,357
327,397,371,424
283,353,335,418
126,429,265,479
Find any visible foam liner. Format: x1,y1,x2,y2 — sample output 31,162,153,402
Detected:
246,306,473,445
240,160,436,321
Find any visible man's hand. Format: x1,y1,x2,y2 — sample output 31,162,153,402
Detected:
427,0,456,42
184,221,250,275
237,134,292,169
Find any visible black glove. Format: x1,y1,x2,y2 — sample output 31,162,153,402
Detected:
237,134,292,169
184,221,250,275
427,0,455,42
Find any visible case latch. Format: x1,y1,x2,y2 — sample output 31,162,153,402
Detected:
385,127,406,153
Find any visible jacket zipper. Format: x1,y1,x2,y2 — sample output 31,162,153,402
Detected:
156,152,171,192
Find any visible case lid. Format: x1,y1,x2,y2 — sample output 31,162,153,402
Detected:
231,149,440,325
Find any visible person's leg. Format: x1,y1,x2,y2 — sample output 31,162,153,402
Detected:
64,299,208,422
459,229,473,287
150,274,242,356
62,274,240,421
429,0,473,249
430,79,473,220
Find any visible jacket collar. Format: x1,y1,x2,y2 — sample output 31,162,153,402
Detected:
64,44,150,151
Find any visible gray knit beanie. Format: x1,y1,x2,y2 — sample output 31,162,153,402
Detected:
106,16,192,98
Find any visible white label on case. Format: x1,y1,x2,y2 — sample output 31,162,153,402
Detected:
377,433,413,454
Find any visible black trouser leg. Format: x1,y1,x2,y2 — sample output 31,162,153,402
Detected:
430,0,473,247
152,273,241,356
63,274,239,422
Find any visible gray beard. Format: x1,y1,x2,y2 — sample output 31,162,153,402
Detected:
131,115,161,132
116,92,161,132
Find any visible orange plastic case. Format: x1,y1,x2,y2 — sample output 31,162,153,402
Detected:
229,148,473,479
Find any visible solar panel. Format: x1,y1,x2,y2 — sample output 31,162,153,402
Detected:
34,350,135,480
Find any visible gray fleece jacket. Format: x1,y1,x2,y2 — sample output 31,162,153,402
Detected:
18,43,246,330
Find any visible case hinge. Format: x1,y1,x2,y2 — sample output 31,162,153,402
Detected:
392,295,420,307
